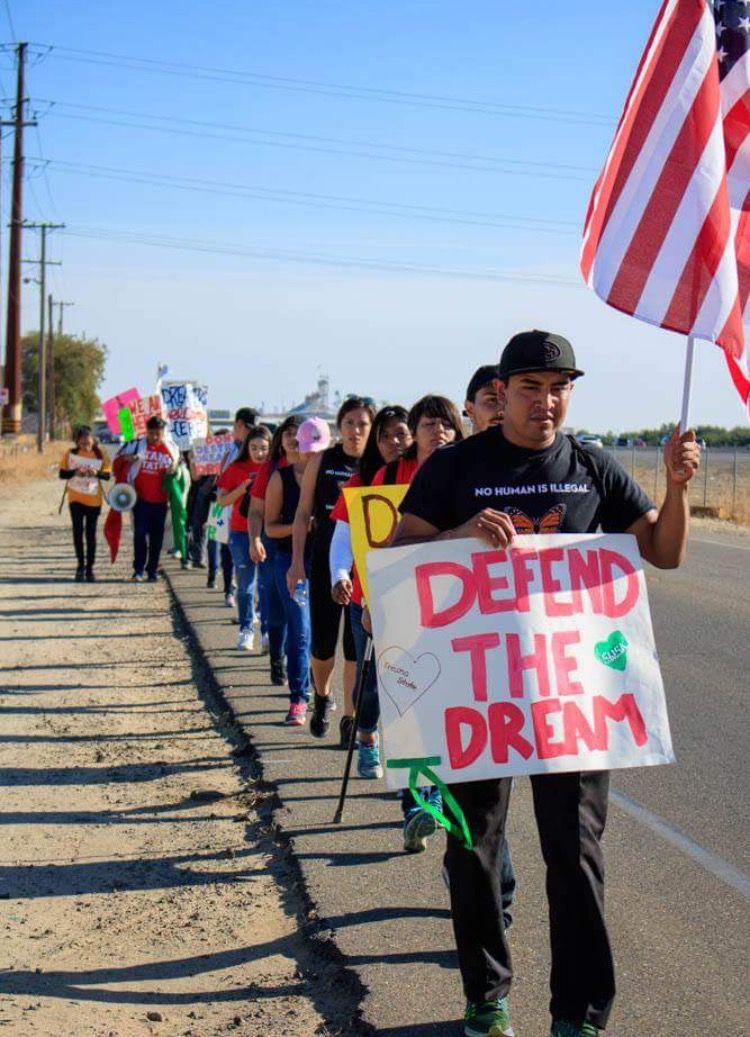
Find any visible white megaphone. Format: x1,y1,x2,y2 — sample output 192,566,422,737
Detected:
108,482,137,512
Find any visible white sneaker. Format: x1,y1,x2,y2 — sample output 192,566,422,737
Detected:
261,633,270,655
225,592,236,608
237,629,253,651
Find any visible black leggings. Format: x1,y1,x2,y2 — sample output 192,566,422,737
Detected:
69,502,101,569
308,540,356,662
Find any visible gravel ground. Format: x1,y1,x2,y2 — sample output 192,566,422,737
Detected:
0,478,356,1037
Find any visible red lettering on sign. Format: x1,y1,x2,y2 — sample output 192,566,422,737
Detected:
551,630,584,696
593,692,648,747
599,549,640,618
506,633,550,698
568,548,603,614
531,699,571,759
472,550,517,613
444,706,487,769
487,702,534,763
510,548,537,612
561,700,600,752
539,546,581,616
451,632,500,702
416,562,476,628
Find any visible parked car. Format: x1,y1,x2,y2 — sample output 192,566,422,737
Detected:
578,434,604,449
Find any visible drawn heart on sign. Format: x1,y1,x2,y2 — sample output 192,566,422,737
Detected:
377,646,441,717
594,631,629,672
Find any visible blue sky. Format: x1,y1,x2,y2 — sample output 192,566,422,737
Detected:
9,0,746,430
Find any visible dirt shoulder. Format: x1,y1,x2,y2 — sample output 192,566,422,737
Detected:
0,477,359,1036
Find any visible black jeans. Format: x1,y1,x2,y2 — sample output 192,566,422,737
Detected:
445,771,614,1029
133,500,168,577
69,502,100,570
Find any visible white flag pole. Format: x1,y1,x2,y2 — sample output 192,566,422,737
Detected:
679,334,696,432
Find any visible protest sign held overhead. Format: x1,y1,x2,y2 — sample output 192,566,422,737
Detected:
367,533,674,790
161,381,209,449
118,395,163,442
192,432,234,476
101,388,140,435
344,484,407,603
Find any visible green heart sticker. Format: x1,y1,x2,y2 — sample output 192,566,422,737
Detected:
594,631,629,672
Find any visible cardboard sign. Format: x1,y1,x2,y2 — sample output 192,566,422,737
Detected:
344,484,407,602
367,533,674,789
161,381,209,449
192,433,234,476
119,395,163,442
101,388,139,434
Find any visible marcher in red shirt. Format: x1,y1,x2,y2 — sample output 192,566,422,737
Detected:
217,432,265,651
122,416,178,582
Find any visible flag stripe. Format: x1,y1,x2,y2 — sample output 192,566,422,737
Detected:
585,12,716,298
581,0,691,278
667,186,735,336
605,63,720,314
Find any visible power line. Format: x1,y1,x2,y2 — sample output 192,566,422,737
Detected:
41,104,595,182
62,223,582,287
28,157,579,235
1,0,15,43
27,43,616,127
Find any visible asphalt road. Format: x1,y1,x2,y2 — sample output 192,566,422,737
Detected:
167,529,749,1037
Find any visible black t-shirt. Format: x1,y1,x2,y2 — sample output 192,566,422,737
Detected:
312,443,360,550
400,428,654,535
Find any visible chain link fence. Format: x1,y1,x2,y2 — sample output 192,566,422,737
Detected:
606,444,750,524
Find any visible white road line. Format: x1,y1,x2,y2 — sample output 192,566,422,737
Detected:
692,536,750,552
611,790,750,899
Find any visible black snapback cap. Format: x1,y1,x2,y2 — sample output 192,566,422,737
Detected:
465,364,500,402
498,330,584,380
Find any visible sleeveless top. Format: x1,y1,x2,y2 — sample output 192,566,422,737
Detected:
277,465,302,555
311,443,360,549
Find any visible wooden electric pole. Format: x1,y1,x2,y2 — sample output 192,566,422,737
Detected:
48,299,73,441
1,43,36,436
22,222,64,450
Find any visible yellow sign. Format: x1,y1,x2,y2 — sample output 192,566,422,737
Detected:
344,484,408,603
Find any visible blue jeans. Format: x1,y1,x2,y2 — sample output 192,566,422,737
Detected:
270,550,311,703
262,534,287,661
133,500,168,577
349,601,379,735
207,540,234,593
228,531,257,632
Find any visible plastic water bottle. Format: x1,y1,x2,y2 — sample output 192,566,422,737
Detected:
293,580,309,607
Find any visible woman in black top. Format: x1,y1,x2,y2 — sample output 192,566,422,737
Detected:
287,396,375,742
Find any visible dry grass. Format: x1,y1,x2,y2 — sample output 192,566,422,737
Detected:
626,448,750,527
0,439,67,486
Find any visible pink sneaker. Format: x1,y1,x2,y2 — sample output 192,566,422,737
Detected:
285,701,307,726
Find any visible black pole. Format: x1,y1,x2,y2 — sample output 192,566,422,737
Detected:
333,635,374,824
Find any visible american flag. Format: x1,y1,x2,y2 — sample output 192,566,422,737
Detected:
581,0,750,413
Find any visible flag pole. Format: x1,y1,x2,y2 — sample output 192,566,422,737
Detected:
679,334,696,431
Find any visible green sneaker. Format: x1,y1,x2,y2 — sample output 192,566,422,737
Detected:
464,996,514,1037
550,1023,599,1037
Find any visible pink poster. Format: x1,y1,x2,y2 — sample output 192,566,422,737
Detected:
102,388,140,434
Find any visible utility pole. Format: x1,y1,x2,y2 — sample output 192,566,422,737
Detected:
22,222,64,451
48,299,73,441
1,43,36,436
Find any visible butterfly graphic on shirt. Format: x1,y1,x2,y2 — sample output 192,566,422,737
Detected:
506,503,566,535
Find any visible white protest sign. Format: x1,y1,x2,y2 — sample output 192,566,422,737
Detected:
367,533,674,789
192,432,233,476
160,381,209,449
68,453,103,498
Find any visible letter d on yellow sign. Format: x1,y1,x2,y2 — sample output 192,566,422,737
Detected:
344,484,407,604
